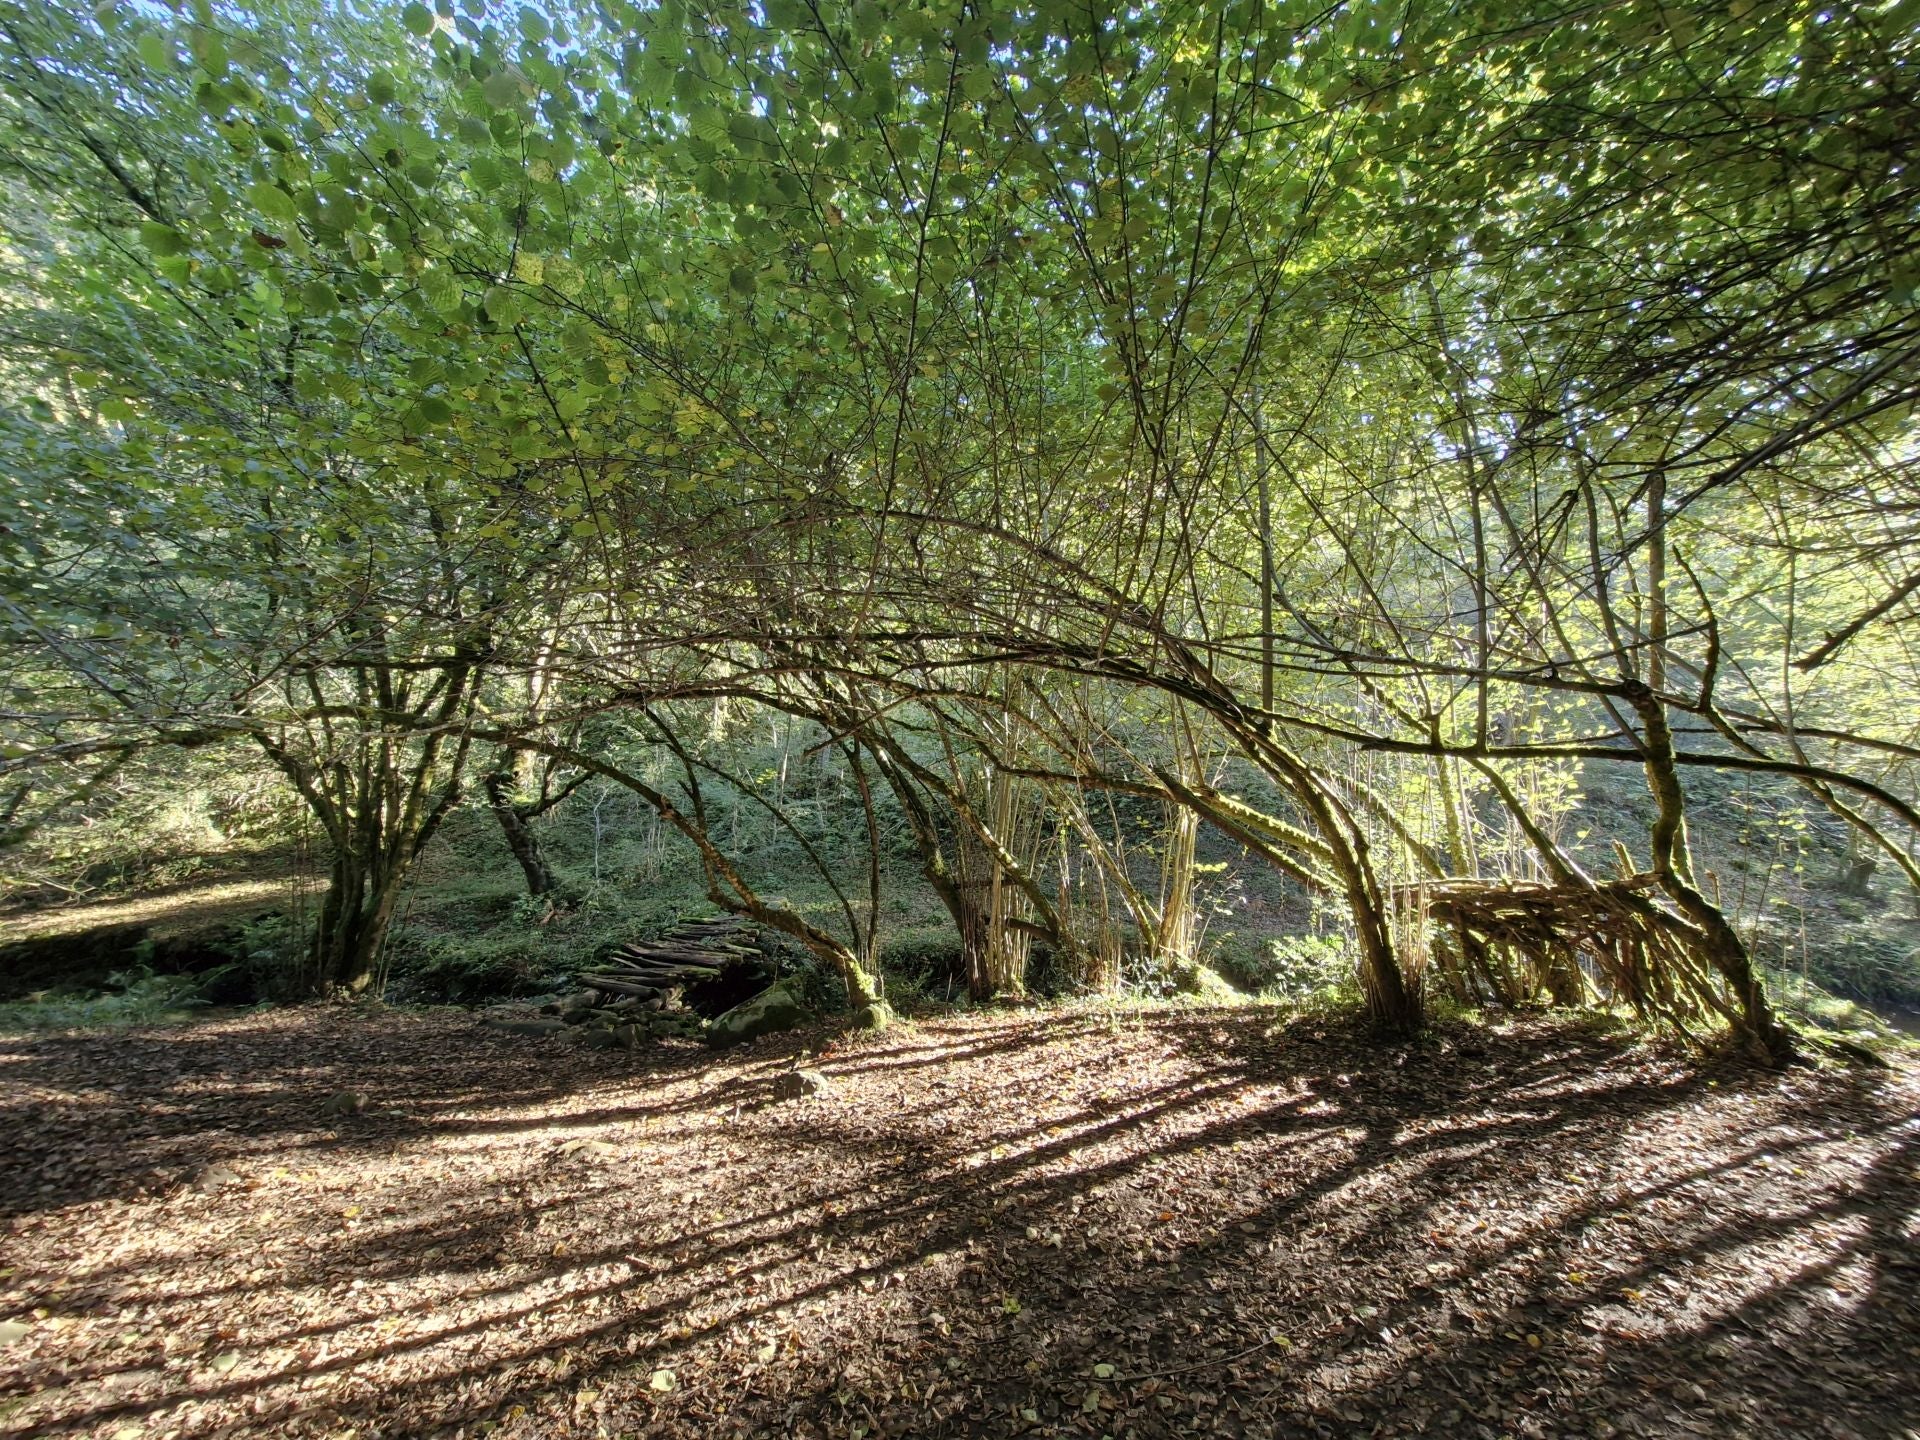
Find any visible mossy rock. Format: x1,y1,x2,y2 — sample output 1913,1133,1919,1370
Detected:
707,981,810,1047
1164,960,1242,1002
482,1016,569,1038
849,999,895,1032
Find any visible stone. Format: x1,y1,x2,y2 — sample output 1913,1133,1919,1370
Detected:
323,1090,368,1117
187,1162,242,1192
584,1023,641,1049
1164,960,1241,1002
771,1068,830,1101
482,1017,569,1038
707,981,810,1047
850,999,896,1031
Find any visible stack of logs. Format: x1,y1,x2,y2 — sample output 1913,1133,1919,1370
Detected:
1415,873,1734,1027
576,916,764,1008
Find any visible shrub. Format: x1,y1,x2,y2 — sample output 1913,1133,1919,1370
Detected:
877,926,970,1004
383,931,556,1003
1248,932,1356,1002
0,963,227,1032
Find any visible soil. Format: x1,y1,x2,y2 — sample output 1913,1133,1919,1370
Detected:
0,1005,1914,1439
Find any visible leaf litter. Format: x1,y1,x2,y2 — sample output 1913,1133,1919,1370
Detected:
0,1005,1914,1439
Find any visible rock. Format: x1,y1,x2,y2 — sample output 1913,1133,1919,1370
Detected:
323,1091,368,1117
707,981,810,1047
1164,960,1241,1002
583,1023,642,1049
557,991,600,1024
482,1017,569,1038
187,1161,241,1192
771,1068,830,1101
850,999,895,1031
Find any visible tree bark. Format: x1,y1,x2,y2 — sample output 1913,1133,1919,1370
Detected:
484,769,562,899
1627,683,1794,1065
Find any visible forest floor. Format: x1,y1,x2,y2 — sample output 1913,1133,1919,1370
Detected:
0,870,317,946
0,1004,1915,1440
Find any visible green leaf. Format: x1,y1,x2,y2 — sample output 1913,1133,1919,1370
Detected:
135,31,173,71
139,221,187,256
482,67,522,109
483,285,521,326
401,2,434,36
545,254,584,298
419,266,461,313
247,181,299,224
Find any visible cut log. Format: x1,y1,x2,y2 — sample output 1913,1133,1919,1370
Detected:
620,959,723,976
620,943,739,962
579,976,672,998
615,955,725,974
585,968,716,989
597,957,658,975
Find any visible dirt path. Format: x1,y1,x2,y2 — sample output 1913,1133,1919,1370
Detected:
0,1006,1914,1439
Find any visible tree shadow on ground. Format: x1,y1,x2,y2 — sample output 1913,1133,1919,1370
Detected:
0,1004,1912,1440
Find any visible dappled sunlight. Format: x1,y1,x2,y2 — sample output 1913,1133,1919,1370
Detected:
0,876,320,946
0,1007,1912,1438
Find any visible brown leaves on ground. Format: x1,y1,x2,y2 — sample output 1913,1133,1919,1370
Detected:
0,1006,1914,1439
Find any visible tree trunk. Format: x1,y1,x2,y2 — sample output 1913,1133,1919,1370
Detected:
1344,850,1421,1037
485,770,561,899
312,851,410,993
1628,683,1795,1066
